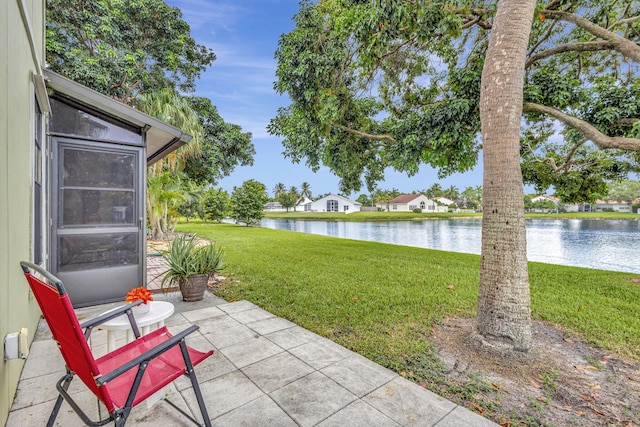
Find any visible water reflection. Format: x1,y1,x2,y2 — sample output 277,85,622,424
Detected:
261,218,640,273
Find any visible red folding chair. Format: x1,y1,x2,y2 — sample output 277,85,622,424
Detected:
20,261,213,427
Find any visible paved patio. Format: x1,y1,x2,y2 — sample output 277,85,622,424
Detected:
7,259,497,426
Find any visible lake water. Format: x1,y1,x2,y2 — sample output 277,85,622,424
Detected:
260,218,640,274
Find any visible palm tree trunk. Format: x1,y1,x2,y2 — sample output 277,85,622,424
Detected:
477,0,536,351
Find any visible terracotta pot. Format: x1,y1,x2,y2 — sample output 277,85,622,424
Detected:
179,274,208,302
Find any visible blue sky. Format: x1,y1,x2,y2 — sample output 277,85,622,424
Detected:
166,0,484,198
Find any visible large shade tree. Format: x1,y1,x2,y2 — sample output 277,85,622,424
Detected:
46,0,215,103
270,0,640,351
478,0,536,350
183,97,255,187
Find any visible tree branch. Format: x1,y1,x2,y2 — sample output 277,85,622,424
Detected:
523,103,640,151
613,15,640,28
613,118,640,127
526,41,614,67
459,7,493,29
528,20,559,59
526,137,595,172
337,125,396,145
542,10,640,62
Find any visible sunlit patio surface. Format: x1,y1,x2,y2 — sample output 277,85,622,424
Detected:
7,256,496,426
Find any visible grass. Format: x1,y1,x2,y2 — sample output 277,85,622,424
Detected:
265,211,640,221
178,222,640,363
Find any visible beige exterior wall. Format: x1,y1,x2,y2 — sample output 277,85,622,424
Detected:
0,0,46,424
378,195,437,212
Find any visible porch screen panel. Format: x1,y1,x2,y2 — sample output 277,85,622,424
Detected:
60,148,136,226
57,144,139,273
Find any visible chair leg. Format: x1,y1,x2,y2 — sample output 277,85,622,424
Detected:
179,342,212,427
113,413,126,427
47,373,73,427
53,372,113,426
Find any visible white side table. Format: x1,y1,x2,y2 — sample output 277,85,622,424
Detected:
99,301,174,352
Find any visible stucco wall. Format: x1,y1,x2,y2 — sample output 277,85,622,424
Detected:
309,196,361,213
0,0,45,424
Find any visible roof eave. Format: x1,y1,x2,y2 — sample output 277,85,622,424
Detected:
43,70,191,164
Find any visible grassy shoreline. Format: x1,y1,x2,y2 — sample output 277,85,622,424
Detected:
264,210,639,221
177,222,639,360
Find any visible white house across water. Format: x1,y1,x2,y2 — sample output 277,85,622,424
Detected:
305,194,362,213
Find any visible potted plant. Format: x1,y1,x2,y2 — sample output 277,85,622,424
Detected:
125,286,154,314
160,234,223,302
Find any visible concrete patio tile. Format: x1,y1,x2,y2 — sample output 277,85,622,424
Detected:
174,346,236,391
212,395,297,427
182,330,217,351
195,313,243,334
164,312,192,328
434,405,497,427
181,305,226,323
10,370,87,410
264,325,322,350
87,328,109,348
155,291,227,312
196,314,258,349
219,336,283,369
216,300,258,314
127,383,201,426
363,377,457,426
241,352,314,393
202,325,256,350
245,316,296,335
321,354,397,397
6,390,101,427
183,370,264,420
270,371,357,427
228,307,275,324
317,400,402,427
20,340,65,380
288,337,353,370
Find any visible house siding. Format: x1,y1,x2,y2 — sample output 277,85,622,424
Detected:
308,195,361,213
0,1,46,424
378,195,438,212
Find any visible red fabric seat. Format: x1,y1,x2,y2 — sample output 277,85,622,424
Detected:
20,261,213,427
97,327,211,409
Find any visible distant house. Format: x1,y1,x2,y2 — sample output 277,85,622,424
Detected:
307,194,361,213
377,194,444,212
564,203,592,212
593,200,631,213
434,196,455,206
528,195,561,213
264,201,284,212
564,200,631,213
264,197,313,212
531,195,560,205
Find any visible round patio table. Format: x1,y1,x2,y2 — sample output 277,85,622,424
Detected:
98,301,174,352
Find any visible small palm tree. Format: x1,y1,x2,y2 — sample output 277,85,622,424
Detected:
300,182,312,201
136,89,204,175
273,182,286,198
136,89,205,240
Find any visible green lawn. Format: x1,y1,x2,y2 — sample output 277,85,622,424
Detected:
177,222,640,367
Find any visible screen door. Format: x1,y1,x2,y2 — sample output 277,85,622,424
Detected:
51,138,145,306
